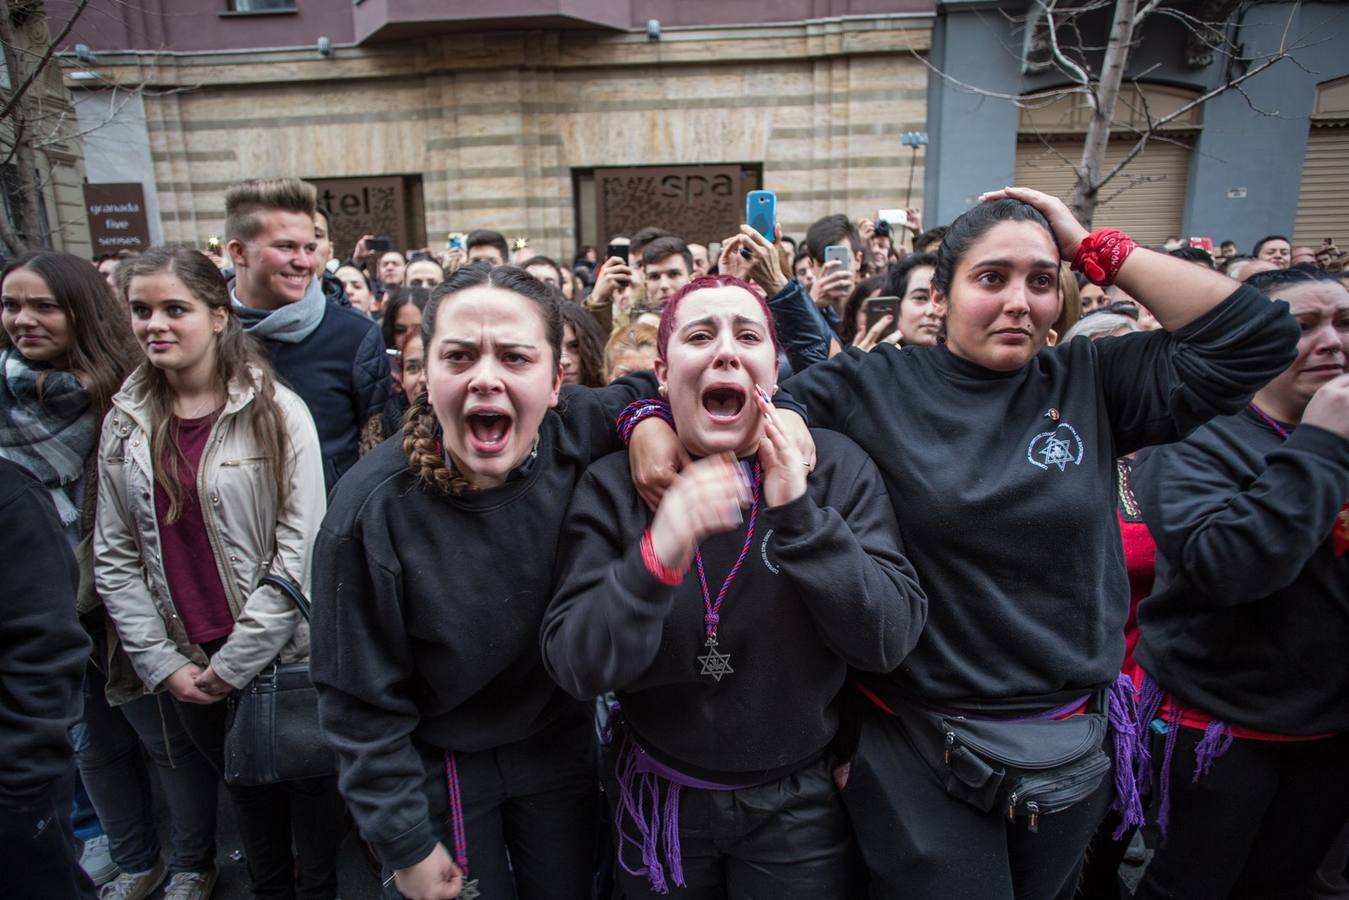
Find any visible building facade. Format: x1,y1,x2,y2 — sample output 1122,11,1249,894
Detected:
923,0,1349,250
57,0,935,261
1,3,92,259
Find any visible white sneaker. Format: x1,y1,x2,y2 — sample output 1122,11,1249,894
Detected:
79,834,119,886
162,868,218,900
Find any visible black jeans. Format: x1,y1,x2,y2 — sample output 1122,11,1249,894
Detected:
1136,728,1349,900
1,769,97,900
843,702,1112,900
173,696,346,900
387,706,600,900
75,662,218,873
610,754,860,899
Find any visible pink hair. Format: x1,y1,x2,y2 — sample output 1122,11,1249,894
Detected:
655,274,779,361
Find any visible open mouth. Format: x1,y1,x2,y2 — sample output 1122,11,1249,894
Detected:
701,385,747,423
465,410,513,453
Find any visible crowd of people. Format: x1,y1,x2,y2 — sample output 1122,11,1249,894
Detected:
1,172,1346,900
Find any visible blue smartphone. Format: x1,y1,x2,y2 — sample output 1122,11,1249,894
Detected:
746,190,776,242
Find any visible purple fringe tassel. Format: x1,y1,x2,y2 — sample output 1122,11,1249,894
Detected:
1136,673,1234,838
613,736,685,895
1192,718,1234,782
1107,673,1145,839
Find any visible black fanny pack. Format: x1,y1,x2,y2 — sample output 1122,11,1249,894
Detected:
891,699,1111,830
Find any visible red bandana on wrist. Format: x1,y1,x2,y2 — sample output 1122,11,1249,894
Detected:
1335,505,1349,557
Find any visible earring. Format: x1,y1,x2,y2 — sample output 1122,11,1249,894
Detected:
658,384,667,397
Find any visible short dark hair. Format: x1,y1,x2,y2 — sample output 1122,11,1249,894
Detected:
913,226,948,255
932,200,1054,295
1252,234,1290,257
1167,245,1214,268
631,226,673,256
805,214,862,265
641,236,693,274
466,229,510,263
1245,263,1340,295
524,255,564,286
315,205,333,231
884,251,937,300
792,246,812,271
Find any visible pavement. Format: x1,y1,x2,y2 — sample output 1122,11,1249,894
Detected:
125,782,1153,899
128,782,384,900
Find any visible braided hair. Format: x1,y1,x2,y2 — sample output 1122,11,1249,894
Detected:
401,262,563,493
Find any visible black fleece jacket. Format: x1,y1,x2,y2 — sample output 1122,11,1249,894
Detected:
780,285,1299,714
311,376,659,870
542,430,926,782
1132,408,1349,734
0,458,91,808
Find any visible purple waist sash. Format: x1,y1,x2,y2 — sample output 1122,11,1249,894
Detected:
612,727,772,895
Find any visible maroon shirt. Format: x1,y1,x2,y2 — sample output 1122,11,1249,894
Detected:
154,412,234,645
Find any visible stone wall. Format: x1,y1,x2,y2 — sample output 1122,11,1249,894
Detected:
70,16,931,258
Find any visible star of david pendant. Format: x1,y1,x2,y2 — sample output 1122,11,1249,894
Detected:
460,877,481,899
697,637,734,681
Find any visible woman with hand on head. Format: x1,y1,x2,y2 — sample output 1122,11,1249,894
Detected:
95,247,341,900
312,263,708,900
1129,265,1349,900
543,274,926,898
628,187,1300,899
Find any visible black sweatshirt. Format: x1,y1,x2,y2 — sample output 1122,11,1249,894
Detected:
0,458,91,808
1132,409,1349,735
542,429,925,781
781,285,1299,714
311,376,657,870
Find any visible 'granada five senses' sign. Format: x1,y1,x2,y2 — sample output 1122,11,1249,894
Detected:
84,183,150,252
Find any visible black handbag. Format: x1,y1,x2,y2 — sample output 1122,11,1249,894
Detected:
891,698,1112,831
222,575,335,787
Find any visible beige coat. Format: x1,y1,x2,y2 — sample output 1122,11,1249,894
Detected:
94,364,325,699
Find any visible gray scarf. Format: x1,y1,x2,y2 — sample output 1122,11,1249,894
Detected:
231,276,326,343
0,348,98,527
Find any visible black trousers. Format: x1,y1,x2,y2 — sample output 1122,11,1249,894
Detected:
173,697,347,900
609,755,860,899
1136,728,1349,900
0,769,97,900
390,706,600,900
842,702,1112,900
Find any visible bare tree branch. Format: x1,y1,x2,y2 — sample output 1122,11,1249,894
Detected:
1093,50,1289,194
0,0,90,125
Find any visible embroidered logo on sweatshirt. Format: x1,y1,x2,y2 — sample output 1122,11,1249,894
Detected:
1027,422,1084,472
760,529,781,574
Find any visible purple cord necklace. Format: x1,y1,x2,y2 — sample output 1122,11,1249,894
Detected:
693,460,762,682
443,753,480,900
1250,403,1291,440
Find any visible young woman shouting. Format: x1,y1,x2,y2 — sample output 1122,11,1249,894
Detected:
311,264,739,900
543,274,926,898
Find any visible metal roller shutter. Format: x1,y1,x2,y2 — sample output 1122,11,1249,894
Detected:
1293,123,1349,247
1014,136,1194,245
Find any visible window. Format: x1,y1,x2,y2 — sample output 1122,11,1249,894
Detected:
228,0,296,12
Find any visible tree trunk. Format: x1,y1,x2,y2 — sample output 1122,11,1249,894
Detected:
0,0,56,255
1071,0,1138,228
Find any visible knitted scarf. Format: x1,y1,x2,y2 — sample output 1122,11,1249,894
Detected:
0,348,98,527
230,275,326,344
